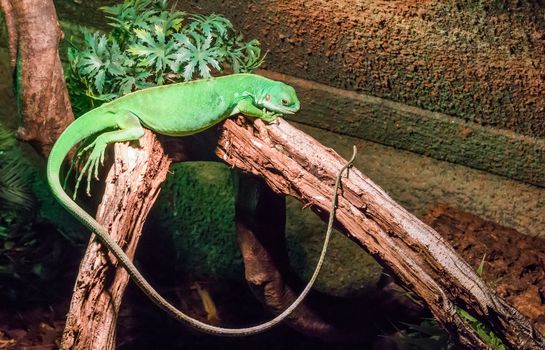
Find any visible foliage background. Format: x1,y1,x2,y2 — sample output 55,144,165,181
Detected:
67,0,264,115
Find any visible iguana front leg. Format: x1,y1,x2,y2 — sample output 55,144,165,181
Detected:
74,111,145,198
235,98,281,122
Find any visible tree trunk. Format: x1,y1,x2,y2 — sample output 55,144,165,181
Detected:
61,131,171,350
215,116,545,350
0,0,74,156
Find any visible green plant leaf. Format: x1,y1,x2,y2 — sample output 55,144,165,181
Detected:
173,32,221,80
457,307,506,350
476,253,486,277
0,158,35,211
187,14,233,38
67,0,265,114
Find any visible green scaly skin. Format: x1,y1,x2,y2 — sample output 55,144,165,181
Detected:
47,73,356,336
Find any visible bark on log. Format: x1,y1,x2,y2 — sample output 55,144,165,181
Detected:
215,117,545,350
0,0,74,156
61,131,171,350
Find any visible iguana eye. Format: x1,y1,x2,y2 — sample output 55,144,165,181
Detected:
281,99,288,105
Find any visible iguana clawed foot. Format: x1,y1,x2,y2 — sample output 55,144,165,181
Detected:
261,108,281,122
72,137,108,199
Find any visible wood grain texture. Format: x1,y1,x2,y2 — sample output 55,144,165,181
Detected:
59,116,543,349
61,131,171,350
234,176,425,343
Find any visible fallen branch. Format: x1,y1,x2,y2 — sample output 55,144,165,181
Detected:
61,131,171,350
215,117,545,350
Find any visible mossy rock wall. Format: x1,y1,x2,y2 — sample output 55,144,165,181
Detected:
151,162,242,280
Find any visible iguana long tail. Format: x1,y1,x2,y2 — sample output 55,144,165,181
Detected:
47,116,357,336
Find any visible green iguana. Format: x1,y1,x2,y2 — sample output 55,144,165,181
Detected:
47,73,356,336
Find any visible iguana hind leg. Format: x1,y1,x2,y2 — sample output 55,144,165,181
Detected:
73,111,145,199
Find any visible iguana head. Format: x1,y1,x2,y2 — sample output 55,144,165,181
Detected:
258,82,300,115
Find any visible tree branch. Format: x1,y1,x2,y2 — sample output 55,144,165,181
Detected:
61,131,171,350
59,115,544,349
215,117,545,350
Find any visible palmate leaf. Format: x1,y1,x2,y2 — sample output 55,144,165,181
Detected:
147,7,185,34
133,27,156,46
94,69,106,93
173,32,221,81
188,14,233,38
115,69,152,94
79,32,104,76
128,26,180,84
224,38,265,73
238,39,266,71
101,0,157,34
107,40,125,74
77,30,127,94
67,0,266,116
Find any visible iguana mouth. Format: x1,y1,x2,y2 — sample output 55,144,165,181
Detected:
264,105,297,115
275,104,299,114
280,108,296,115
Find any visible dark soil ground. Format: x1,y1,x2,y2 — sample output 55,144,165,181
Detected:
424,204,545,335
0,205,543,349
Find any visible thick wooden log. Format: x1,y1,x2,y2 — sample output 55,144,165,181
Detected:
215,117,545,350
61,131,171,350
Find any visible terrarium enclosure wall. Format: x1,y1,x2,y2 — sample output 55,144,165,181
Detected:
0,0,544,349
